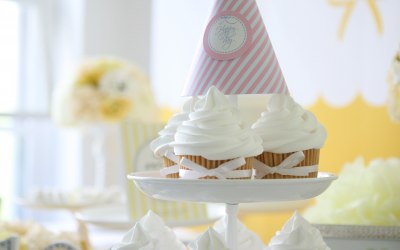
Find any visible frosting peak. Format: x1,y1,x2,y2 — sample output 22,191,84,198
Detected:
172,87,263,160
188,227,228,250
267,211,330,250
194,86,232,112
213,215,265,250
111,211,186,250
251,94,327,153
189,215,265,250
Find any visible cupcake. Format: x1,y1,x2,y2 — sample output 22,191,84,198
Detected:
150,98,197,178
251,94,327,179
172,86,263,180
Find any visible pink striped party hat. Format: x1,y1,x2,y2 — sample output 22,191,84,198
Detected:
182,0,289,96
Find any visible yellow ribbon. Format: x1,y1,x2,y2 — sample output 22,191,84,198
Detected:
329,0,383,40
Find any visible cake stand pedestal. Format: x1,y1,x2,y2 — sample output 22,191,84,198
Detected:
128,171,337,250
225,203,239,250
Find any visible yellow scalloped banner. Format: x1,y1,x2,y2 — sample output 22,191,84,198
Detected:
312,94,400,173
242,94,400,244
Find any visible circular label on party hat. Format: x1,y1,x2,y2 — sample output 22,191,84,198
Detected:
204,11,252,60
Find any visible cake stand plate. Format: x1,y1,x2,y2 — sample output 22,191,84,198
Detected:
15,198,108,211
128,171,337,250
127,171,337,204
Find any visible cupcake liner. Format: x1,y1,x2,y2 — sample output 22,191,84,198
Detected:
179,155,253,180
255,149,319,179
162,156,179,178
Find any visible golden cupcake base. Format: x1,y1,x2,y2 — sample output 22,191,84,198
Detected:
163,156,179,178
179,155,253,179
255,149,319,179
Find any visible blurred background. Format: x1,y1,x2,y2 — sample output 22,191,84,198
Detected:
0,0,399,248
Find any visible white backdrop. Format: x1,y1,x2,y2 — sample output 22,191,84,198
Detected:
150,0,400,108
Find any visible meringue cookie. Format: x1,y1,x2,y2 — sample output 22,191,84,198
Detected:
111,211,186,250
213,215,265,250
188,227,228,250
251,94,326,153
173,86,263,160
150,98,197,158
267,211,330,250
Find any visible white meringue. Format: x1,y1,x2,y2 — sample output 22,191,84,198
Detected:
188,227,228,250
111,211,186,250
213,215,265,250
267,211,330,250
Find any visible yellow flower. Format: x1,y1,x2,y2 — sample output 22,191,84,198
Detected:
69,86,103,124
100,97,132,122
76,59,124,87
53,57,160,125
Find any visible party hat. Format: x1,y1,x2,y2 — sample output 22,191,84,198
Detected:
182,0,289,96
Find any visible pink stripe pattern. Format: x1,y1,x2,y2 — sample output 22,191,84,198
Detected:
182,0,288,96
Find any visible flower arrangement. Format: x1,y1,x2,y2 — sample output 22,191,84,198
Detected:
303,157,400,226
387,47,400,123
0,220,85,250
53,58,159,126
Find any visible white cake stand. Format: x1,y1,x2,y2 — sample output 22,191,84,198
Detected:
128,171,337,250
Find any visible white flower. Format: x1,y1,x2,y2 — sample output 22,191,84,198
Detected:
388,57,400,85
304,157,400,226
99,68,138,97
386,47,400,123
53,84,103,126
387,83,400,123
0,221,82,250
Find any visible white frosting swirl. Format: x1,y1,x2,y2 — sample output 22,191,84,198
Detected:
172,87,263,160
213,215,265,250
251,94,326,153
188,227,228,250
111,211,186,250
267,211,330,250
150,98,196,157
